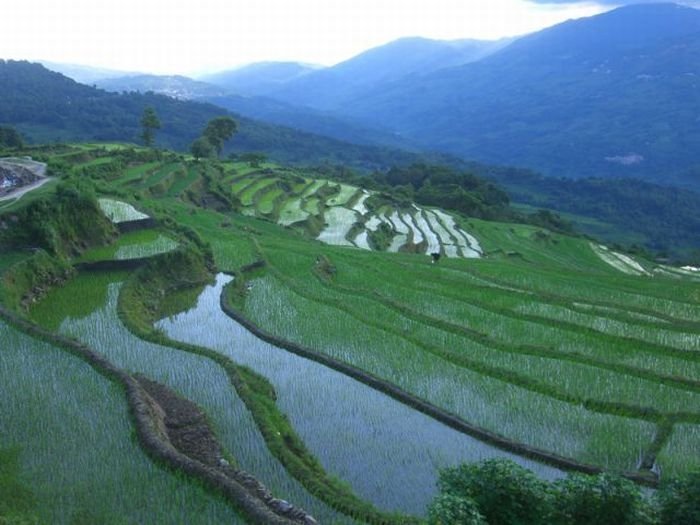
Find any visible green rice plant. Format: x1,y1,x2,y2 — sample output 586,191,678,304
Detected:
98,198,149,223
114,234,178,260
278,197,310,226
115,161,160,186
167,165,200,197
231,176,256,194
242,273,657,472
655,424,700,479
141,162,183,189
515,302,700,352
0,319,246,524
257,187,284,215
30,273,353,524
158,274,565,517
76,230,177,263
263,248,700,419
301,180,326,198
238,178,277,207
326,184,358,207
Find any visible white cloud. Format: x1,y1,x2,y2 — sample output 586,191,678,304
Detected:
1,0,608,74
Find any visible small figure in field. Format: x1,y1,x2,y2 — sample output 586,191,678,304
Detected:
430,252,441,264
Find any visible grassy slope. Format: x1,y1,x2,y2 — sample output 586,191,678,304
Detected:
2,143,699,522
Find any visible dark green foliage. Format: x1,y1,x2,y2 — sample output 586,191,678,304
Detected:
0,448,38,524
427,494,485,525
481,165,700,258
437,459,550,525
549,473,652,525
656,470,700,525
140,107,161,147
0,126,24,149
202,116,237,157
239,152,267,167
0,181,115,258
0,250,73,311
190,137,215,160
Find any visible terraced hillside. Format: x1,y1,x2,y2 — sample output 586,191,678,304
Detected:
226,166,485,258
1,143,699,523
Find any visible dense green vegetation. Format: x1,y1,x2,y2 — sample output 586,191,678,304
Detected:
1,142,698,524
4,58,700,257
429,459,700,525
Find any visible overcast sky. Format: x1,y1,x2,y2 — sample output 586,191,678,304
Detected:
0,1,694,75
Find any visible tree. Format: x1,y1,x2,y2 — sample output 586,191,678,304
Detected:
656,470,700,525
428,494,485,525
140,107,161,147
190,137,215,160
239,152,266,168
550,473,652,525
202,116,237,157
436,459,551,525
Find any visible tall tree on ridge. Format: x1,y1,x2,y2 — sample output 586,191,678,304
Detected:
140,107,161,147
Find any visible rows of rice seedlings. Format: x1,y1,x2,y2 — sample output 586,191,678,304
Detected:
304,196,321,215
327,251,700,380
114,234,179,260
326,184,358,207
301,180,326,198
239,178,277,207
317,207,357,246
655,424,700,478
167,165,200,197
0,319,246,524
466,219,607,272
278,197,310,226
263,248,700,417
98,198,149,223
157,274,564,516
654,265,700,282
242,272,657,472
257,186,284,215
141,162,183,189
515,302,700,352
31,273,354,524
155,201,258,272
468,260,700,322
590,243,650,276
231,176,257,195
115,161,161,186
75,230,178,263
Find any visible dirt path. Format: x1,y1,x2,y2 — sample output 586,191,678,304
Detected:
0,177,52,203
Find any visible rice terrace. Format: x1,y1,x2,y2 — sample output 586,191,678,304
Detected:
0,138,697,525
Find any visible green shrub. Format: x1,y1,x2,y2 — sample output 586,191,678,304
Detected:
550,473,652,525
437,459,551,525
428,494,485,525
656,470,700,525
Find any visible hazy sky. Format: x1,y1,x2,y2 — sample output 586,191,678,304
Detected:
0,1,681,75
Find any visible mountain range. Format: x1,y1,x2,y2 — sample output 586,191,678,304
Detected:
56,3,700,190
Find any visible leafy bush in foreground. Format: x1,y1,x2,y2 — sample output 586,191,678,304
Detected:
432,460,700,525
437,459,550,525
